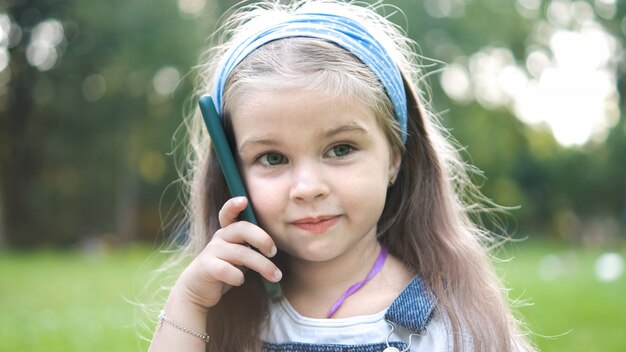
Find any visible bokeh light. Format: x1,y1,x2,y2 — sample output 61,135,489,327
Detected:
139,151,167,183
0,48,8,72
440,63,472,103
593,0,617,20
516,0,542,19
424,0,467,18
0,13,11,72
152,66,181,97
594,252,624,282
0,13,10,47
538,254,563,281
440,3,621,147
81,74,107,102
26,19,65,71
178,0,207,16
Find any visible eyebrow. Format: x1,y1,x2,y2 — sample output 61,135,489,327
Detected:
238,136,278,155
320,124,369,138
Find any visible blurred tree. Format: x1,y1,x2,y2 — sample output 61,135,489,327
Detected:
389,0,625,240
0,179,5,248
1,0,47,247
0,0,623,247
0,0,218,247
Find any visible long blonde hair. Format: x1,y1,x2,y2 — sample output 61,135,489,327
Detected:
158,1,535,351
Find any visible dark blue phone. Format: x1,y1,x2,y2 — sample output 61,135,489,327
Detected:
198,95,282,299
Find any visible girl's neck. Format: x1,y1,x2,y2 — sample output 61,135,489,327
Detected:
281,236,383,317
288,239,380,288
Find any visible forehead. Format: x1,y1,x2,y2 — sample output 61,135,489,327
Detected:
230,88,378,133
221,38,387,119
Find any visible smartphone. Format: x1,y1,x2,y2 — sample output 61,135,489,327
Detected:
198,95,283,300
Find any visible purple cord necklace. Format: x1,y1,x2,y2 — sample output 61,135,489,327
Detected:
326,245,388,318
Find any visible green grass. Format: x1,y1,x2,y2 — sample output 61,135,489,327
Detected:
1,240,624,351
0,246,160,351
496,240,626,351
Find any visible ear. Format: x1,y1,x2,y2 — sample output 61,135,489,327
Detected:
388,150,402,185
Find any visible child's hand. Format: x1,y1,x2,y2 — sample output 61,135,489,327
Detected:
169,196,281,312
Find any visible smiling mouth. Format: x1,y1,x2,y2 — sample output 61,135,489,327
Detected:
291,216,340,234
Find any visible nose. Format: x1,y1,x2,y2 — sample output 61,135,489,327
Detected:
289,161,330,202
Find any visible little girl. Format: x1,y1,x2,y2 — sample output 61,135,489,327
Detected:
149,1,535,351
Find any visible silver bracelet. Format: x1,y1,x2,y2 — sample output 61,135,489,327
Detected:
158,310,210,343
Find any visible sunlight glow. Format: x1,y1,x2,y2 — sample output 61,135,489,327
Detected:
517,23,619,146
152,66,181,96
468,48,516,108
0,13,10,72
0,13,9,48
0,48,8,72
440,63,471,102
595,253,624,282
178,0,207,15
594,0,617,20
26,19,64,71
440,12,621,147
525,50,551,78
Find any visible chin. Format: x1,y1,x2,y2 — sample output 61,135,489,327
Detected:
281,243,341,263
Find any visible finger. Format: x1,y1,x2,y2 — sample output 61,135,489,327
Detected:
213,221,277,258
203,256,246,287
211,242,282,283
218,196,248,228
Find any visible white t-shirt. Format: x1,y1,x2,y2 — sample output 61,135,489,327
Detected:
260,276,452,352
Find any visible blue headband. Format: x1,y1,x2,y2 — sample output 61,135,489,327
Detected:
211,11,408,143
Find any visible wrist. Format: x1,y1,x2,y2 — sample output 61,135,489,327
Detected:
157,288,209,343
158,310,210,343
166,285,211,317
150,288,211,351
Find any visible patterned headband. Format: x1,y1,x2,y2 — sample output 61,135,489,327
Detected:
211,11,408,143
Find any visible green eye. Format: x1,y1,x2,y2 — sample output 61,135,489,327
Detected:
259,153,285,166
329,144,353,157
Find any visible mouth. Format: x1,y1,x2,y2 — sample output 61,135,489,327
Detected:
291,215,340,234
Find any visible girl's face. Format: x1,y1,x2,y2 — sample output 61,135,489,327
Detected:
230,88,400,263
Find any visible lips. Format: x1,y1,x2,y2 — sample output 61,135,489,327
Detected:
291,215,340,234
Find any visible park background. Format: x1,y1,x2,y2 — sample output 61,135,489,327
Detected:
0,0,624,350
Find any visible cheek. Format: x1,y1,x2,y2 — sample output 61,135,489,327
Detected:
245,176,286,221
339,170,389,215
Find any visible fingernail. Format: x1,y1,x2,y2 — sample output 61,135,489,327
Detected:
268,246,277,258
233,197,245,206
273,269,282,282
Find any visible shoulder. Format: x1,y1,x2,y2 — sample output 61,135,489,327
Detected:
394,309,452,352
384,275,436,333
384,275,454,351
